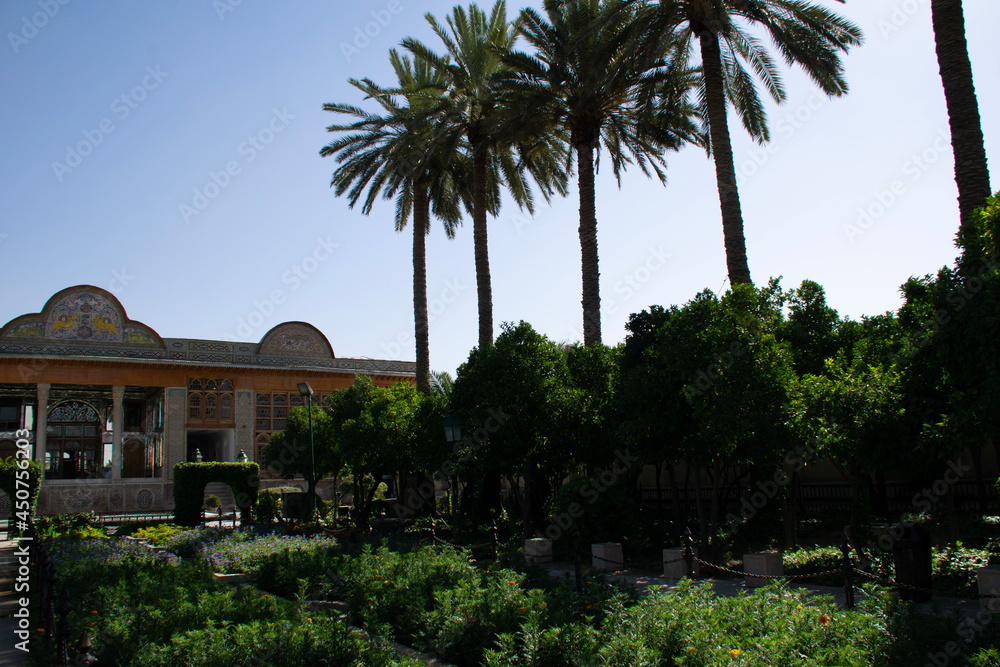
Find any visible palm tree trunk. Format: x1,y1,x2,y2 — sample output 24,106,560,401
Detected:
413,189,432,395
931,0,992,231
473,142,494,350
699,31,752,286
577,142,601,347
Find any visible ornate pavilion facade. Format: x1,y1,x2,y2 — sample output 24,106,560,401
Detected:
0,286,415,516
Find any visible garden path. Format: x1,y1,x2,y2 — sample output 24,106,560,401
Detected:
539,560,987,619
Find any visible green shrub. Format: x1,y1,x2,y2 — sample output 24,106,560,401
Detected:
132,523,186,546
36,512,107,541
134,617,401,667
932,544,991,596
783,545,843,587
172,462,258,527
114,519,171,538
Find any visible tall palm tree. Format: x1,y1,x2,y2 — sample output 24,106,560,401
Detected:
637,0,863,286
931,0,991,233
505,0,702,347
321,50,465,394
403,0,570,351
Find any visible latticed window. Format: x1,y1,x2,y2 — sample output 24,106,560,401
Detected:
253,390,328,447
187,378,235,427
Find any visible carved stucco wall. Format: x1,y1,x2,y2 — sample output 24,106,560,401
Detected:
165,387,186,481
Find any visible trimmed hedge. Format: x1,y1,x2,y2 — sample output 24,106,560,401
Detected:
0,454,42,520
172,462,259,527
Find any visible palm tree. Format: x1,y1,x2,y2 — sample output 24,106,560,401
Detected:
403,0,570,351
931,0,991,232
321,50,465,394
637,0,863,286
505,0,702,347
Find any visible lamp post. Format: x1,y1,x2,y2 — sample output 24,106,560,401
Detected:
443,410,461,515
297,382,316,519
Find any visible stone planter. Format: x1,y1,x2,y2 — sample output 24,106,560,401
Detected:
591,542,623,571
663,548,699,579
524,538,553,564
743,552,783,588
212,573,252,584
977,566,1000,611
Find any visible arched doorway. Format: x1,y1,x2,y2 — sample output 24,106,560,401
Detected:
46,401,103,479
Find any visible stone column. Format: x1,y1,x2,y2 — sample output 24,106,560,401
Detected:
111,385,124,479
35,383,49,470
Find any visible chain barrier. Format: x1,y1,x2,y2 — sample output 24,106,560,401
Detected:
850,567,994,601
430,535,493,550
692,556,840,582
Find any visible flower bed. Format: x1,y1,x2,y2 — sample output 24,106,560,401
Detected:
32,536,413,667
37,530,1000,667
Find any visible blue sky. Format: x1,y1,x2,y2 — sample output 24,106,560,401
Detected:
1,1,996,378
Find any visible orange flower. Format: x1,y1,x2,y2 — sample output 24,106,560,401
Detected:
508,580,516,585
819,613,830,626
730,649,741,659
518,606,527,612
91,610,98,615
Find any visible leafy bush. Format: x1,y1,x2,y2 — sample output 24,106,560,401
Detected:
33,536,398,667
320,544,635,666
132,523,186,546
484,580,1000,667
783,545,843,587
134,617,403,667
932,544,991,596
113,519,172,538
255,489,279,527
36,512,107,541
